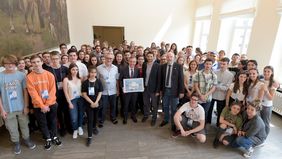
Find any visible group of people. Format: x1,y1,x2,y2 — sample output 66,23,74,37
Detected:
0,40,279,158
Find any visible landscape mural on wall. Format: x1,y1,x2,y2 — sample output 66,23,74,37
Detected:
0,0,70,57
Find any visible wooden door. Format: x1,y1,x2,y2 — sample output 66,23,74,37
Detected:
93,26,124,48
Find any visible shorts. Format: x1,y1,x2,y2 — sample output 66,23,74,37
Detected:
180,114,205,135
222,134,237,145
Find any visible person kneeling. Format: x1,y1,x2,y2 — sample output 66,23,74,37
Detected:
232,100,266,158
172,92,206,143
213,102,243,148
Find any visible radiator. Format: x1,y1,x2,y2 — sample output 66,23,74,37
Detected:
273,91,282,116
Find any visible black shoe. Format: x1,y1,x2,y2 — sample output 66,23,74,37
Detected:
98,123,103,128
44,139,52,150
213,138,220,149
52,137,62,146
142,117,148,123
112,119,118,124
93,128,99,135
123,119,127,124
151,120,156,126
86,138,92,147
159,121,168,127
131,116,137,123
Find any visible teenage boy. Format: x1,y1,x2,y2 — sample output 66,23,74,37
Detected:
26,55,62,150
0,55,36,154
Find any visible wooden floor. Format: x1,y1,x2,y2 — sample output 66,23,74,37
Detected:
0,112,282,159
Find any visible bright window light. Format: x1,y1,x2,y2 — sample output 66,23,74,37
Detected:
217,17,253,57
193,20,211,52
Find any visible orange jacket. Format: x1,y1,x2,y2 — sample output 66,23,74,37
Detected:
26,70,57,108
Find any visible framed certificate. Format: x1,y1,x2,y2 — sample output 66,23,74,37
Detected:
123,78,144,93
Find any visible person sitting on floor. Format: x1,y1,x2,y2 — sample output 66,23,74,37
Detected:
232,100,266,158
213,102,243,148
172,92,206,143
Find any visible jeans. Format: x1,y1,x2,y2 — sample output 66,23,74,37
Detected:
69,98,84,130
99,94,117,123
162,88,179,126
233,136,253,150
261,106,272,137
34,103,58,139
199,102,211,123
4,111,30,142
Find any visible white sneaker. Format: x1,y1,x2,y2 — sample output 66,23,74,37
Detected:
254,142,265,148
73,130,78,139
78,127,84,136
243,147,254,158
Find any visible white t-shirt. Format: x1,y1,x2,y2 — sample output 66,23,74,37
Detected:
229,83,245,101
64,61,88,79
262,80,277,107
178,102,205,122
247,81,264,102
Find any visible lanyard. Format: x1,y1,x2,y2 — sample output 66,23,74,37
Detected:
88,80,96,88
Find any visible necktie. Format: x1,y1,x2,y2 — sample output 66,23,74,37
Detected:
166,65,171,86
130,68,134,78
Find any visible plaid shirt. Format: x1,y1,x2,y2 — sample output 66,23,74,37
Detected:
193,70,217,103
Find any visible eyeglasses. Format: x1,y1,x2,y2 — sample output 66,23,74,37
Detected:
191,98,198,101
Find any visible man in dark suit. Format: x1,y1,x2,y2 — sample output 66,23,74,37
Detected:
119,56,140,124
159,52,184,131
142,51,160,126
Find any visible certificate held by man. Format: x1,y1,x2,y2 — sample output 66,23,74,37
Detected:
123,78,144,93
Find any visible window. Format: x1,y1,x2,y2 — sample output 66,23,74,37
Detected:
193,20,211,52
230,18,253,54
270,17,282,82
217,17,253,57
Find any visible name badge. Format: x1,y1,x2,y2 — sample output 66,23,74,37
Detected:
89,87,95,95
187,118,193,127
57,82,63,90
73,90,80,98
9,90,18,100
41,90,49,99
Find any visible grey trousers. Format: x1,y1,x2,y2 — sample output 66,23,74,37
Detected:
260,106,272,136
4,111,30,142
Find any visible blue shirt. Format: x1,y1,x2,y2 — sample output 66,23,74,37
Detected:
97,64,119,95
0,71,26,113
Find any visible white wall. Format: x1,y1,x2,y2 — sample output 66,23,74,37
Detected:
66,0,195,49
247,0,280,72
